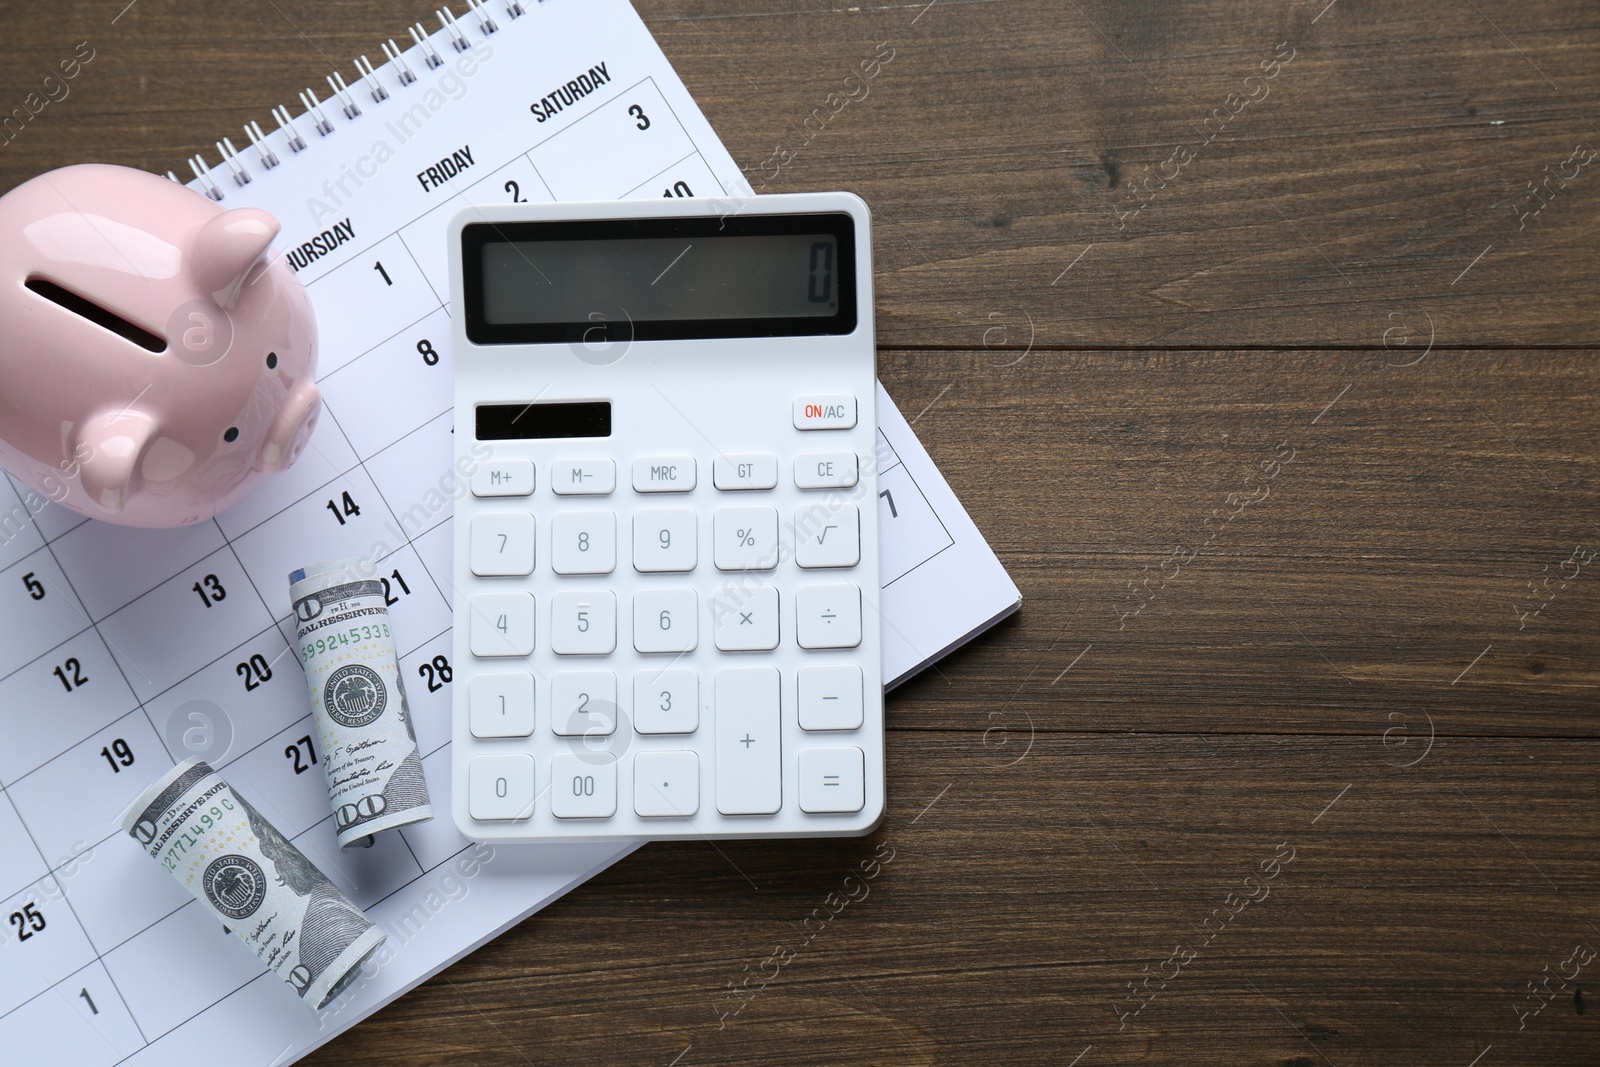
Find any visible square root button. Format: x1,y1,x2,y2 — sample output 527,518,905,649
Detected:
798,747,865,813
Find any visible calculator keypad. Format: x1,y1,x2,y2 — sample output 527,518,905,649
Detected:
460,442,877,837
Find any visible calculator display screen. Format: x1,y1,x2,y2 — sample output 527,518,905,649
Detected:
462,212,856,343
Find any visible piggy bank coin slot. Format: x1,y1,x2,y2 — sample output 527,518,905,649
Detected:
25,276,167,353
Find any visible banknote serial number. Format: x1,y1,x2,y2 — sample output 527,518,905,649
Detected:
301,623,393,665
162,800,237,873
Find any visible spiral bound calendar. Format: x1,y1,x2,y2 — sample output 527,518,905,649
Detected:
0,2,1018,1063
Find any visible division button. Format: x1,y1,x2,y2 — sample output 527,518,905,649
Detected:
795,583,863,649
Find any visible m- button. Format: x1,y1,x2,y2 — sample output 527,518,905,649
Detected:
551,458,616,495
793,394,857,430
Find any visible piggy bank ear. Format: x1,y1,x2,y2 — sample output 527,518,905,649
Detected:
75,409,158,515
192,207,280,309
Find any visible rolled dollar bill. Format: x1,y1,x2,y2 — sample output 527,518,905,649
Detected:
123,757,387,1009
290,557,433,848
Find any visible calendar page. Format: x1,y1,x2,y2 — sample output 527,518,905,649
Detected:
0,2,1014,1063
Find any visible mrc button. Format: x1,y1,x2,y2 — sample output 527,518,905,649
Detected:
793,394,857,430
632,456,696,492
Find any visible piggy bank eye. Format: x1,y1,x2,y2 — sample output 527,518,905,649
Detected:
266,352,278,369
224,427,240,443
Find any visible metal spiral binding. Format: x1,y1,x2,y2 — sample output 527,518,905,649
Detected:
438,7,471,52
244,120,278,169
354,55,389,102
466,0,499,33
410,23,445,69
298,88,335,137
188,154,224,201
271,105,307,153
327,72,362,120
179,2,524,201
216,138,251,186
382,39,418,85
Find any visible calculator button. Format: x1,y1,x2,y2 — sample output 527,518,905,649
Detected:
713,585,779,651
469,672,536,738
713,506,778,571
634,667,699,733
632,456,696,492
469,592,536,657
551,671,617,736
551,511,617,574
793,394,857,430
550,753,618,818
714,667,781,815
713,453,778,491
550,590,617,655
798,747,865,813
795,504,860,569
796,584,863,649
633,588,698,653
634,751,700,817
798,664,863,731
794,451,858,490
471,460,535,497
468,754,535,820
551,458,616,495
633,508,697,572
470,513,536,576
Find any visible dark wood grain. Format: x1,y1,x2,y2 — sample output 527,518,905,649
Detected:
1,2,1596,1064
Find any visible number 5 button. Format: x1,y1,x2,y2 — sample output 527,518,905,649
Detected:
550,590,616,655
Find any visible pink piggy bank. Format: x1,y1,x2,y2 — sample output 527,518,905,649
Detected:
0,163,320,527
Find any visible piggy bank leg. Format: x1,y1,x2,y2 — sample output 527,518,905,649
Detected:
259,380,321,473
75,409,158,514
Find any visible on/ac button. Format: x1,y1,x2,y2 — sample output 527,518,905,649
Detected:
793,394,857,430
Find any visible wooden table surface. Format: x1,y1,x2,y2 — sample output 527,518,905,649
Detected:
5,1,1598,1064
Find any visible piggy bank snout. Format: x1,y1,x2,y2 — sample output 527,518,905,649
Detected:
259,380,320,473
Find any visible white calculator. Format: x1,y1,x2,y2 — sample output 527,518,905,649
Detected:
447,192,883,843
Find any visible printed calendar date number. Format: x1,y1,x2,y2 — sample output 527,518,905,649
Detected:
52,656,88,693
382,568,411,605
285,734,317,774
418,338,440,366
418,654,453,692
192,572,227,608
8,902,45,941
99,737,134,773
628,103,651,130
326,490,362,526
21,571,45,600
237,653,273,692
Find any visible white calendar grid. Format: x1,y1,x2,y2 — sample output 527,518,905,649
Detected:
0,2,1008,1060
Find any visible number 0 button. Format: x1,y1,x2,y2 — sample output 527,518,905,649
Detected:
468,753,535,820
